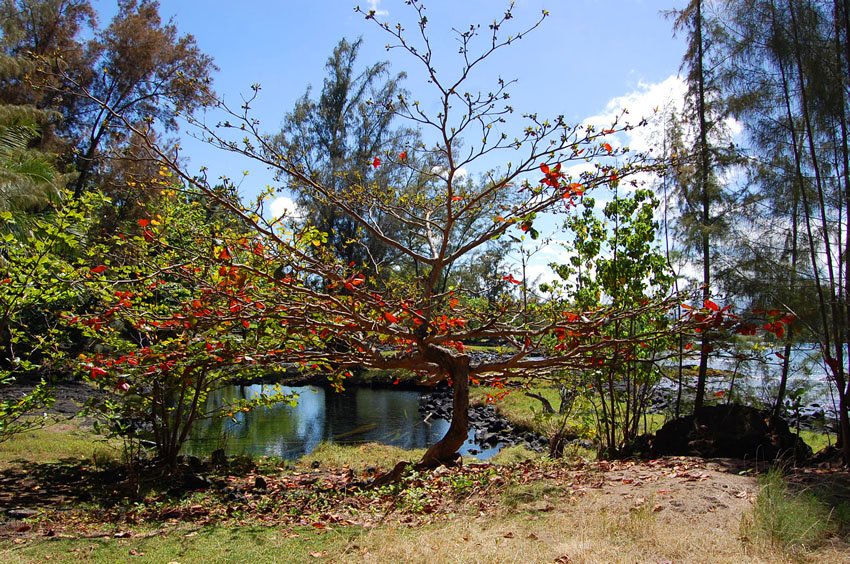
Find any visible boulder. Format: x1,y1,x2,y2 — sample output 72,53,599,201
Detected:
652,404,812,462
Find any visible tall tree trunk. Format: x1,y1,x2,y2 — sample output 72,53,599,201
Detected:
694,0,712,412
835,0,850,464
788,0,850,464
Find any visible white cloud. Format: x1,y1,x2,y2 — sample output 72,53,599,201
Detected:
583,74,687,154
430,165,468,180
368,0,388,17
270,195,301,220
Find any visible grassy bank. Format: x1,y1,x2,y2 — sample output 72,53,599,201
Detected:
471,384,833,456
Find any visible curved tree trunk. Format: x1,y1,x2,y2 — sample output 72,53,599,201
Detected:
418,346,470,468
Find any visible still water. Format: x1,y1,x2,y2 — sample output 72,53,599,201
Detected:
184,384,499,460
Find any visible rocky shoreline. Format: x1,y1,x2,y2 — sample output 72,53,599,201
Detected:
418,387,551,455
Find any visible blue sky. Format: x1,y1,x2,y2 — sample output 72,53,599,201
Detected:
94,0,690,281
95,0,687,175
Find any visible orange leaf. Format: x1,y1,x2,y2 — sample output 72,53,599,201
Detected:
603,143,613,153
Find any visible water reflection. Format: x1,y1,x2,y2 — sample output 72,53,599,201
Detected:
185,385,499,460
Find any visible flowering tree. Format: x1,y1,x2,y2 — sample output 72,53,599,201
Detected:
72,178,325,468
80,3,687,469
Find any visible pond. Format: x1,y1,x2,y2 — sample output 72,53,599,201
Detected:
183,384,502,460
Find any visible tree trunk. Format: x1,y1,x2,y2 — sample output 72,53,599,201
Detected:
418,346,469,468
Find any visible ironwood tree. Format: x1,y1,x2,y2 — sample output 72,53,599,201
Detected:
697,0,850,464
0,0,216,201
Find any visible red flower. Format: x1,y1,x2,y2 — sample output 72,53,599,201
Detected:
539,163,564,188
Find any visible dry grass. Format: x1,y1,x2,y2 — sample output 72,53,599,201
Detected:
333,488,848,563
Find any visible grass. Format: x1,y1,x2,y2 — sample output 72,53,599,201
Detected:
295,441,425,472
0,419,118,469
470,385,570,437
1,423,848,563
471,384,668,443
798,429,833,453
741,468,842,556
6,493,847,564
0,524,362,563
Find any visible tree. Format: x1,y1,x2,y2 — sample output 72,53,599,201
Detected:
0,0,216,199
0,0,98,157
0,190,111,442
81,3,687,471
270,38,418,276
73,176,313,468
667,0,743,412
703,0,850,463
548,188,676,455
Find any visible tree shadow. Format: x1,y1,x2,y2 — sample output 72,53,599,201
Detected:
0,457,127,513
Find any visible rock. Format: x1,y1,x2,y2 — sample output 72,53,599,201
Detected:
652,404,812,462
6,508,37,519
210,449,227,467
182,473,212,491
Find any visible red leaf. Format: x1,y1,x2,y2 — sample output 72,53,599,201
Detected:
704,299,720,312
218,247,232,261
603,143,613,153
372,156,381,168
242,319,250,329
399,151,407,161
502,274,522,285
383,311,398,324
138,218,150,228
90,265,108,274
451,195,463,202
89,366,107,379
